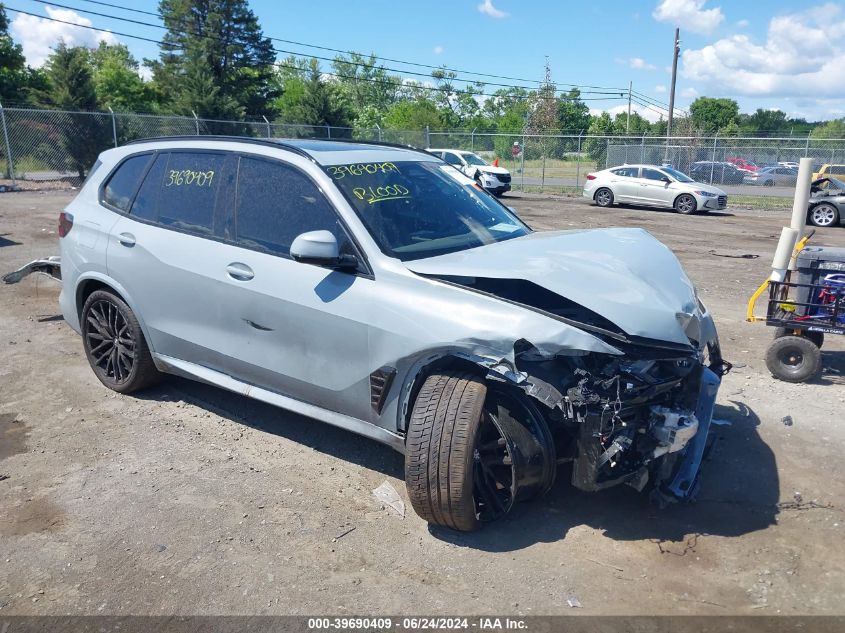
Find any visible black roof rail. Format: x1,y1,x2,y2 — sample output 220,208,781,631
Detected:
121,134,435,163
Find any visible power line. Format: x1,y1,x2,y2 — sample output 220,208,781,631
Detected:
6,7,627,104
70,0,630,92
29,0,628,97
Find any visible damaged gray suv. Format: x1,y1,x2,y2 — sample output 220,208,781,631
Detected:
57,137,729,531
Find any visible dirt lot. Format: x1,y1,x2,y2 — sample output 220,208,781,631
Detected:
1,189,844,616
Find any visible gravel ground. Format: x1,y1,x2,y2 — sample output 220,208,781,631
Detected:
1,189,844,616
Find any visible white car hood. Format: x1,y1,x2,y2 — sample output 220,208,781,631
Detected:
405,228,704,346
478,166,510,176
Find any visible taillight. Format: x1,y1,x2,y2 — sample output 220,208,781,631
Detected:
586,174,596,180
58,211,74,237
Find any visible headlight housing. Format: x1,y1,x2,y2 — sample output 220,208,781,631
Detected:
694,190,717,197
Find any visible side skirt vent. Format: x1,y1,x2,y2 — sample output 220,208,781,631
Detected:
369,366,397,414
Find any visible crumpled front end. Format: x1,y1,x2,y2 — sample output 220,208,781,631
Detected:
472,327,730,505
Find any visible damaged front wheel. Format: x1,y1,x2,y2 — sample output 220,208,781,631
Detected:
405,369,555,531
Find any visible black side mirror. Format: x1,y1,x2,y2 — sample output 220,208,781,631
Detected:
661,176,672,183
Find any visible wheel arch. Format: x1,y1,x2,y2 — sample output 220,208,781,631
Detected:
674,192,698,211
75,273,157,354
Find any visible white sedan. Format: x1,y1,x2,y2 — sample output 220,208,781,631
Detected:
583,164,728,214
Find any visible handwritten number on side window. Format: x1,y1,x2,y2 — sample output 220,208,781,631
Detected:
166,169,215,187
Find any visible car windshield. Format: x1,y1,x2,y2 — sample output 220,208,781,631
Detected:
326,160,528,261
460,153,488,166
663,166,694,183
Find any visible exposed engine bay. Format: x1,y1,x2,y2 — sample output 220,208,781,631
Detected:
428,270,732,509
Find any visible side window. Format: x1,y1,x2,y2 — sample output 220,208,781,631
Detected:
443,152,462,166
642,168,667,181
611,167,638,178
102,154,153,211
130,153,168,222
234,156,349,257
157,152,227,236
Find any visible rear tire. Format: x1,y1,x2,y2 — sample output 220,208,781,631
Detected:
81,289,161,393
765,335,822,383
594,188,614,207
674,193,697,215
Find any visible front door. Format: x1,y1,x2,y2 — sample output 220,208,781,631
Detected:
212,154,373,421
638,167,674,206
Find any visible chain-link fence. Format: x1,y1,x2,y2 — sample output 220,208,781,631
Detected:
3,105,844,203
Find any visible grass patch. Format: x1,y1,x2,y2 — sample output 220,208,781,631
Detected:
728,195,793,210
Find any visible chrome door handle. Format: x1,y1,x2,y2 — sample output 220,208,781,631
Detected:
117,232,136,247
226,262,254,281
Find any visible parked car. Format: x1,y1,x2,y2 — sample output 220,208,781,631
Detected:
53,137,727,531
426,148,511,196
583,164,728,214
812,164,845,181
807,177,845,227
778,161,799,170
743,166,798,187
688,161,745,185
726,157,759,173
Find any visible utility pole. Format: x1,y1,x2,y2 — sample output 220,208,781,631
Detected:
665,28,680,162
626,81,632,134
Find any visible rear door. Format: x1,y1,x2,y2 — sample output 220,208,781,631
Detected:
106,149,236,363
608,166,641,201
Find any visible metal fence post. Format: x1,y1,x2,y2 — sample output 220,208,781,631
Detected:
520,133,525,191
263,115,271,138
606,138,610,169
0,102,14,183
191,110,199,135
471,127,476,152
640,133,646,164
710,133,718,183
805,132,811,157
425,126,430,148
326,123,331,139
108,106,118,147
575,130,583,189
375,123,381,142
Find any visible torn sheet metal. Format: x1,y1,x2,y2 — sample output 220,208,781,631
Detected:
2,256,62,284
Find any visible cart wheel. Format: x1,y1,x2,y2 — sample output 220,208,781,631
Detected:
765,335,822,383
773,327,824,349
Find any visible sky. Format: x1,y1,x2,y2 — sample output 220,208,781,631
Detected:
6,0,845,123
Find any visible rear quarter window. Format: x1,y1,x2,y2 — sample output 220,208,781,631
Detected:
102,154,153,211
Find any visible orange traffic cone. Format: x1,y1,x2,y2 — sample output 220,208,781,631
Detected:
493,158,499,167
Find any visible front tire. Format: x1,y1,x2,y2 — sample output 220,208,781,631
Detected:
765,335,822,383
594,188,614,207
808,203,840,228
674,193,697,215
81,289,160,393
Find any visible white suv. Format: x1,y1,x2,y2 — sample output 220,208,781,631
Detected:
427,149,511,196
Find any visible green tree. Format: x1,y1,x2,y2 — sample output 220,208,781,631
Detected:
297,59,351,130
152,0,276,117
91,43,157,112
689,97,739,133
40,44,110,177
557,88,590,133
811,118,845,139
585,111,614,165
331,52,399,127
739,108,790,136
0,3,30,104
